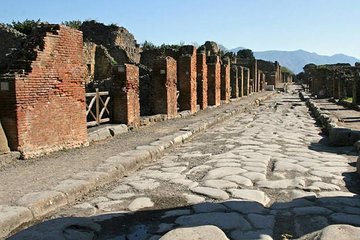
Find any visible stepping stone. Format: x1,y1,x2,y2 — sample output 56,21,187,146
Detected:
227,189,270,206
175,212,251,230
230,228,273,240
190,187,229,200
160,225,229,240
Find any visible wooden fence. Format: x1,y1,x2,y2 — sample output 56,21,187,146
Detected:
85,88,111,127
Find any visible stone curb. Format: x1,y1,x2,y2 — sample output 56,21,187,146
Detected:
0,92,275,239
300,91,360,147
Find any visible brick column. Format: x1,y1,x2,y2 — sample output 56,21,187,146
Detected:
221,58,231,102
112,64,140,126
178,46,197,113
197,51,208,110
230,65,239,98
238,66,244,97
243,67,250,96
152,56,178,118
207,56,221,106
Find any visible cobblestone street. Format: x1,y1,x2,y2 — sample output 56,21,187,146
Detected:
10,90,360,240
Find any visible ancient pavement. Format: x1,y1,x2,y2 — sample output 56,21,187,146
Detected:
7,88,360,240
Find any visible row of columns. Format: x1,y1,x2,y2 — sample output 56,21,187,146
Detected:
112,47,258,127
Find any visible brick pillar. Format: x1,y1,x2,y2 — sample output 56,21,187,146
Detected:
207,56,221,106
112,64,140,126
178,46,197,113
243,67,250,96
238,66,244,97
230,65,239,98
152,56,178,118
221,59,231,102
197,51,208,109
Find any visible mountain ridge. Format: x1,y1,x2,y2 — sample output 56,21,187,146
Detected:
229,48,359,74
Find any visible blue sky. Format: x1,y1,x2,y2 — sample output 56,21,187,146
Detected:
2,0,360,58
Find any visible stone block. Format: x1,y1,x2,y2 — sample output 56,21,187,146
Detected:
0,205,33,239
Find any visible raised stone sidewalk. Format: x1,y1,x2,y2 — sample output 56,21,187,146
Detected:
0,91,274,239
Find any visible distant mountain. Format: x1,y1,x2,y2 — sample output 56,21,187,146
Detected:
229,48,359,74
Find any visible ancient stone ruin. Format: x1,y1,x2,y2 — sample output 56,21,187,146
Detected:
0,21,292,158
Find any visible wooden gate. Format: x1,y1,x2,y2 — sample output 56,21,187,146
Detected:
85,89,111,127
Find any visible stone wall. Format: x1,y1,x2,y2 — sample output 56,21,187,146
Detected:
0,24,88,158
112,64,140,126
152,56,178,118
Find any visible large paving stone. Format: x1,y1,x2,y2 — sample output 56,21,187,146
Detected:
274,162,308,172
0,205,33,239
297,224,360,240
228,189,270,205
230,228,273,240
330,213,360,225
203,179,238,189
294,215,329,237
223,200,267,214
293,206,333,216
223,175,253,186
128,179,160,191
203,167,247,180
192,202,228,213
247,214,275,229
191,187,229,200
310,182,341,191
96,200,127,212
182,194,205,204
160,225,229,240
257,178,305,189
175,212,251,230
242,172,266,181
128,197,154,211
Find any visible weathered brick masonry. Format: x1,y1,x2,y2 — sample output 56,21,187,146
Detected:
112,64,140,126
221,58,231,102
152,56,178,118
0,25,88,158
178,46,197,113
196,51,208,110
207,56,221,106
238,66,244,97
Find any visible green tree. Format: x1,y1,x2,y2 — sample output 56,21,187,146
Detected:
7,19,41,34
236,49,255,59
62,20,82,29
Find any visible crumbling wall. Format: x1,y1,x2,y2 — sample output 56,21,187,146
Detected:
80,21,140,64
221,58,231,102
0,24,88,158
